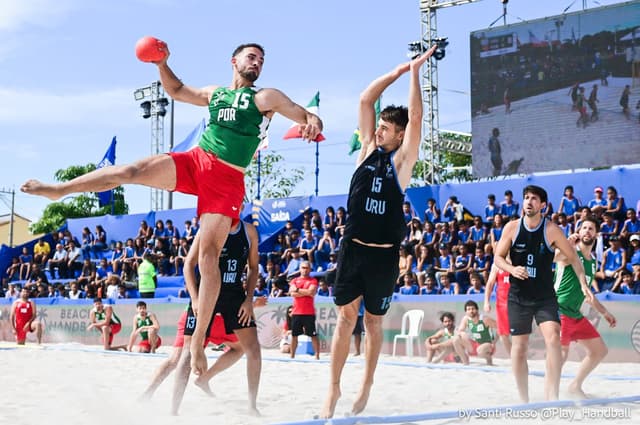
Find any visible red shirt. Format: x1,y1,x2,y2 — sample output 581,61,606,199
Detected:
14,300,34,325
291,276,317,315
496,269,510,306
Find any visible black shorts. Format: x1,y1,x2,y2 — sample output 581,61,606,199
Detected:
291,314,317,337
333,240,400,316
184,291,256,336
507,293,560,336
352,316,364,335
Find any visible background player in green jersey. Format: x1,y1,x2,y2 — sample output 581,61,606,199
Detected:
554,216,616,398
22,43,322,376
127,301,161,353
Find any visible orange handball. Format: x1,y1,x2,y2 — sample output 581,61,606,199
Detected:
135,36,167,62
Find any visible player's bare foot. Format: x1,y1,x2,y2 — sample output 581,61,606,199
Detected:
20,180,63,201
248,406,261,417
319,384,341,419
351,384,372,416
190,344,207,376
567,382,588,399
194,376,214,397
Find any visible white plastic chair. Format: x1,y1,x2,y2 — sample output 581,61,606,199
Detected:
392,309,425,357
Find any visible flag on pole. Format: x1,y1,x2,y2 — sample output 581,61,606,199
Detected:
282,91,325,142
348,97,381,155
96,137,117,207
171,118,206,152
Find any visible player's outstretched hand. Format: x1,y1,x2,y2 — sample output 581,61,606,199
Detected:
410,45,437,71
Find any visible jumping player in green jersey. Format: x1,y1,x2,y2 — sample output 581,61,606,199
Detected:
554,216,616,398
21,43,322,376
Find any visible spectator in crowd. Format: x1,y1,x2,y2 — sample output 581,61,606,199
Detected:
288,261,320,360
254,277,269,298
466,273,484,295
299,229,318,268
605,186,626,222
443,196,464,222
439,273,458,295
424,198,441,224
614,270,639,294
26,263,48,290
183,220,196,246
137,220,153,243
418,221,438,257
415,244,434,286
484,194,498,225
48,243,68,279
405,218,423,256
110,241,124,276
600,212,619,247
314,231,335,272
335,206,347,234
170,237,189,276
596,236,626,292
127,301,161,353
5,281,20,298
453,244,473,292
425,312,465,363
324,206,337,237
470,216,487,246
80,227,95,260
263,260,278,295
67,240,83,278
19,246,33,281
67,281,85,299
434,243,453,286
457,300,497,365
275,247,303,292
317,279,331,297
35,283,48,298
420,274,439,295
93,258,112,289
116,284,129,299
627,235,640,273
269,233,288,265
47,284,59,298
489,214,505,250
438,222,452,246
402,201,414,226
557,185,580,223
77,259,96,291
588,186,607,217
5,257,20,284
620,209,640,242
397,245,414,285
279,306,293,354
471,245,491,284
398,272,418,295
33,238,51,266
165,219,180,240
556,213,572,238
574,206,591,231
91,225,108,258
10,287,43,345
120,238,137,280
87,298,123,351
138,252,158,299
153,238,171,276
500,189,520,219
153,220,169,246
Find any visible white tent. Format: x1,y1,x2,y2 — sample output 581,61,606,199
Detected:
620,27,640,42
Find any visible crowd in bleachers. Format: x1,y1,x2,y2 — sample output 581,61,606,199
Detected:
2,183,640,300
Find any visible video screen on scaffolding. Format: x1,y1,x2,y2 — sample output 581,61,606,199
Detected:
470,1,640,178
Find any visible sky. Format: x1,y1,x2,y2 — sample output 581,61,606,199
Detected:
0,0,629,223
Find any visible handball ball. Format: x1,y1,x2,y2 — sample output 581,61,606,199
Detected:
135,36,167,62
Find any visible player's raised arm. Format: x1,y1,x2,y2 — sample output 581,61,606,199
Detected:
154,45,217,107
257,89,323,141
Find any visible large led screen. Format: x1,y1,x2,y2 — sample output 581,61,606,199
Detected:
470,1,640,177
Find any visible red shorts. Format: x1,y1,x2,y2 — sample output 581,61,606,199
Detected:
139,336,162,351
15,321,32,343
173,312,238,348
469,340,495,356
169,147,244,222
560,314,600,346
495,302,510,336
108,323,122,345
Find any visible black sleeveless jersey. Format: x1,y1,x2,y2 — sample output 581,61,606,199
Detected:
343,148,406,245
219,221,251,297
509,217,555,301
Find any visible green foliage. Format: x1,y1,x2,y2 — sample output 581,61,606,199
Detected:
411,131,473,185
29,164,128,234
244,152,304,201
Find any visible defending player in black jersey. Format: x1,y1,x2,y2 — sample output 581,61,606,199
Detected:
494,185,594,403
320,45,437,419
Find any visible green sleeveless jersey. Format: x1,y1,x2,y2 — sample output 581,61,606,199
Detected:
136,315,154,341
199,86,270,168
94,306,121,325
467,318,492,344
554,250,596,319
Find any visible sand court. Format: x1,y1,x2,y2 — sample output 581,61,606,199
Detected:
1,342,639,425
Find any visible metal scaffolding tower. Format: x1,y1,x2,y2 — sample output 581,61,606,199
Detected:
419,0,481,184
